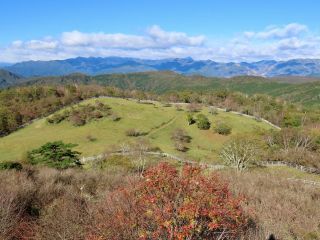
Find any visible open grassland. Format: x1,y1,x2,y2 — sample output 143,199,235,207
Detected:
0,97,273,163
222,166,320,239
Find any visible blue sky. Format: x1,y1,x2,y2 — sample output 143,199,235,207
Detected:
1,0,320,62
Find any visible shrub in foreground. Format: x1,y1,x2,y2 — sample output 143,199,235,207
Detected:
89,163,248,239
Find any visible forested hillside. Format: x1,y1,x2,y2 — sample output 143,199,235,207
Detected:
19,71,320,107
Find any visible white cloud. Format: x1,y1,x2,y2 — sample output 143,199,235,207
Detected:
26,40,58,50
1,23,320,63
61,31,151,49
147,25,205,47
60,25,205,49
244,23,308,39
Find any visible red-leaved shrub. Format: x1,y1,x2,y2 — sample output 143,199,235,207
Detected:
89,163,248,240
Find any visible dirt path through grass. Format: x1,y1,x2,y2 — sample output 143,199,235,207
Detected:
147,116,178,136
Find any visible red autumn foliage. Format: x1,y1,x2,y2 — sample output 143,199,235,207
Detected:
88,163,248,240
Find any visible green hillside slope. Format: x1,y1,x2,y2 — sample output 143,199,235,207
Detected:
0,97,274,164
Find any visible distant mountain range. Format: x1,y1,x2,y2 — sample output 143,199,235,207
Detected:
4,57,320,78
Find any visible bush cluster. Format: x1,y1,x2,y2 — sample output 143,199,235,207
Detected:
171,128,191,152
196,114,211,130
47,101,113,126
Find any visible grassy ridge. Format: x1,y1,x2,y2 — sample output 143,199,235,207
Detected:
0,97,273,163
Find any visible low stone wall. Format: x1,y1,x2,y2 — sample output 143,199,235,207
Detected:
260,160,320,175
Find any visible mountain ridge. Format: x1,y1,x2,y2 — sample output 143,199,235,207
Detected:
5,57,320,78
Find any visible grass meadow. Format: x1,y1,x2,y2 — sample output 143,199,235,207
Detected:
0,97,273,163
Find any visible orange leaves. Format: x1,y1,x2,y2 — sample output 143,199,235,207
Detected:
90,163,249,239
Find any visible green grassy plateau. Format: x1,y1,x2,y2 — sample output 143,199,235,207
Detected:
0,97,274,163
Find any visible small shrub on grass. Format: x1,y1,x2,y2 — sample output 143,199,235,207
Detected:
186,113,195,125
27,141,81,169
125,128,146,137
47,113,67,124
86,135,97,142
171,128,191,143
110,113,121,121
196,114,211,130
213,121,232,135
0,161,23,171
92,110,104,119
69,113,86,126
174,141,188,152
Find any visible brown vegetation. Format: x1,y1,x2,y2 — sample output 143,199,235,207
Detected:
223,168,320,239
0,166,129,240
0,162,319,239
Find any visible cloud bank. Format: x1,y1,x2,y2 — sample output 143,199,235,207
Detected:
1,23,320,63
